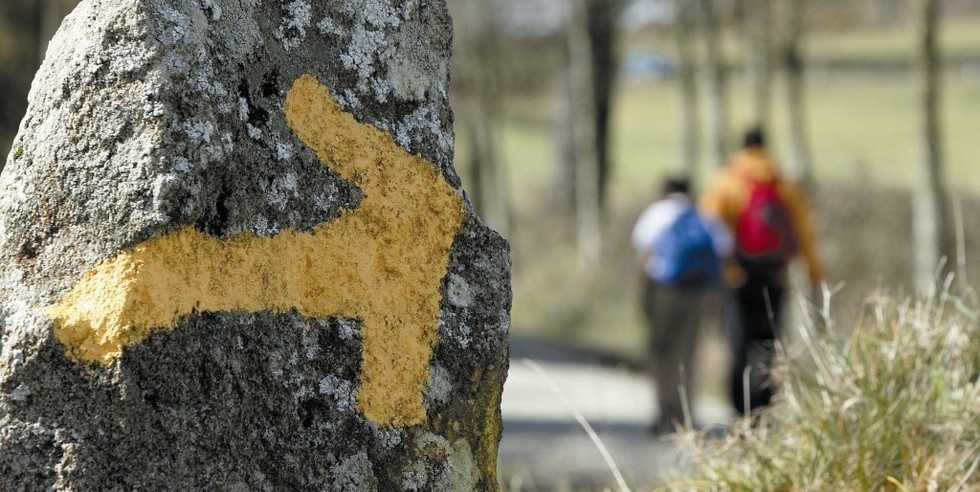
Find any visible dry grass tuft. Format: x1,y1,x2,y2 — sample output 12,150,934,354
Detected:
672,280,980,491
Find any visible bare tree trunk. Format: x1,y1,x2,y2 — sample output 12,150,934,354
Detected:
555,0,622,262
552,72,576,213
568,0,602,263
782,0,812,189
697,0,730,168
449,0,509,237
587,0,619,207
461,99,509,236
912,0,950,293
743,0,772,129
674,0,700,179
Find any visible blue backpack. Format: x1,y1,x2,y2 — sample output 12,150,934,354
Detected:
649,208,721,288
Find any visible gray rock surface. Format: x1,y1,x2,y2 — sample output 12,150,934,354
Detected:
0,0,510,489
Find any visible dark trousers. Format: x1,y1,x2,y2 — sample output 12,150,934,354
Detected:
725,277,785,415
642,278,705,428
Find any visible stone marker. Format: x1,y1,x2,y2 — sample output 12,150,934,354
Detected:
0,0,510,489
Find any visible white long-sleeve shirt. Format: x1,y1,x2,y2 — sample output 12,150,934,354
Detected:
632,193,734,276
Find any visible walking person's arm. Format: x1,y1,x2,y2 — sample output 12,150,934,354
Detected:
782,182,823,297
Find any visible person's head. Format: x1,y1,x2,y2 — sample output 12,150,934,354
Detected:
661,177,690,197
743,126,766,149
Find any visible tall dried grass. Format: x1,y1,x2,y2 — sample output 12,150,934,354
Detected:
674,279,980,491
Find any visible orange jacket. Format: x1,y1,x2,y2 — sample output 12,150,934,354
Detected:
700,147,823,285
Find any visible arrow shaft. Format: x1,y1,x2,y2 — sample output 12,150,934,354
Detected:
46,74,465,427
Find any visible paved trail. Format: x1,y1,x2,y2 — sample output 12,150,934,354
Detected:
498,335,733,490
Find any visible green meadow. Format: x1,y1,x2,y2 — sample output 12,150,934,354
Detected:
475,19,980,489
455,19,980,362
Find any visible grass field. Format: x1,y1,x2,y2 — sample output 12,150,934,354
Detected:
624,16,980,67
475,22,980,485
494,69,980,205
454,30,980,363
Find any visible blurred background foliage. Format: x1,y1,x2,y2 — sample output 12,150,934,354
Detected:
0,0,76,159
446,0,980,368
3,0,980,367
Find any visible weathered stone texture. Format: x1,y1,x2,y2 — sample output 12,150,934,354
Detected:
0,0,510,489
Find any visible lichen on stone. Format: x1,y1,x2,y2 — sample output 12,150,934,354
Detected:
318,375,355,413
410,433,480,491
424,363,452,408
274,0,312,51
369,422,403,449
440,315,472,349
437,439,481,491
8,384,31,403
0,0,508,488
274,141,293,161
393,102,452,156
316,0,446,111
446,273,473,308
198,0,222,21
329,452,378,491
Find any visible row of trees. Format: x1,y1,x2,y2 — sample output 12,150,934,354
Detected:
680,0,953,293
450,0,955,292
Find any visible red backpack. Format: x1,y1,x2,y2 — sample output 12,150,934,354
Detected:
736,177,799,270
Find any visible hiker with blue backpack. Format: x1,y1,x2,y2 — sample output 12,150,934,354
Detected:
700,127,823,416
632,177,732,435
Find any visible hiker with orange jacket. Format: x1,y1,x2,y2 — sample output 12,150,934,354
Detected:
700,127,822,415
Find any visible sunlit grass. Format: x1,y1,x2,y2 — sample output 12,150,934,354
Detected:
472,71,980,211
804,71,980,193
453,15,980,362
606,72,980,196
673,284,980,490
806,17,980,65
622,16,980,67
473,16,980,491
489,72,980,353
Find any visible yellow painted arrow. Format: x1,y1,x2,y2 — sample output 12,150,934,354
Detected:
44,74,465,427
